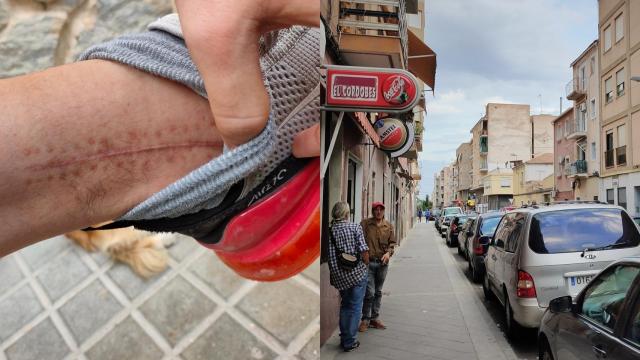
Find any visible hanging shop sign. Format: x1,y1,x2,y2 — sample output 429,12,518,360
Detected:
325,65,421,113
374,117,415,158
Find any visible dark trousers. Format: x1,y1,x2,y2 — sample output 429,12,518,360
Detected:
339,274,368,348
362,260,388,321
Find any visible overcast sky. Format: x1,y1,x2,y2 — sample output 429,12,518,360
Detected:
418,0,598,200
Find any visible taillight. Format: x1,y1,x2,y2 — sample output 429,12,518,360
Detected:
451,224,457,232
516,270,536,298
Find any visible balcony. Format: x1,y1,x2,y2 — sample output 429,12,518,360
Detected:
565,76,588,101
605,149,614,168
567,160,588,178
479,135,488,155
479,159,488,172
328,0,408,69
616,146,627,166
566,118,587,140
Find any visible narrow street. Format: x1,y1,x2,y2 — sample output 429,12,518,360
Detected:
323,222,538,360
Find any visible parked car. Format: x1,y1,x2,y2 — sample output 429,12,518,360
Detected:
461,212,503,282
538,258,640,360
443,207,463,216
482,203,640,339
457,218,476,258
446,215,473,248
634,216,640,227
439,215,456,238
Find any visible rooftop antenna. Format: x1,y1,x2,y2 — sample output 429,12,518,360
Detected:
559,96,562,114
538,94,542,114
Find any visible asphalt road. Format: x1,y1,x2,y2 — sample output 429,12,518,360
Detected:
434,224,539,360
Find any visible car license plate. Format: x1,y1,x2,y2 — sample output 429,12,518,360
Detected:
568,275,594,294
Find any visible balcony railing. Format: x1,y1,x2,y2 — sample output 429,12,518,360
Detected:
616,146,627,166
567,160,588,177
566,117,587,140
479,159,488,171
336,0,408,69
565,76,588,101
605,149,614,168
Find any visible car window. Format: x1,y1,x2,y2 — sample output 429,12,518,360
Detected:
505,214,526,253
529,208,640,254
480,216,501,236
581,265,640,331
624,285,640,346
493,214,513,249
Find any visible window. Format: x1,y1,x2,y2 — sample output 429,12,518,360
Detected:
480,216,501,237
556,124,563,140
528,208,640,254
604,25,612,51
591,99,596,119
500,178,510,188
580,66,586,89
605,131,614,167
591,142,597,161
605,77,614,103
615,14,624,43
493,215,512,249
618,124,627,166
607,189,615,204
581,265,640,330
505,214,525,253
619,187,627,209
590,56,596,75
617,68,625,96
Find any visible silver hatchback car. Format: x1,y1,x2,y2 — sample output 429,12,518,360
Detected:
482,202,640,338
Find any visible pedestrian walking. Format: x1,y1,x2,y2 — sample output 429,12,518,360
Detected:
417,208,423,223
360,202,397,331
425,209,431,223
328,202,370,352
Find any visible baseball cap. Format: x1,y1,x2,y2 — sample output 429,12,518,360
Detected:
372,202,386,210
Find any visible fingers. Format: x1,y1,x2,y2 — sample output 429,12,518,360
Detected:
292,124,320,158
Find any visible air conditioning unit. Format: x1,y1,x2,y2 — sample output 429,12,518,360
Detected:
579,103,586,112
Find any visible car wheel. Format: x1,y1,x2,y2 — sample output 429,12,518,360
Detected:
482,274,493,301
504,292,520,340
539,340,554,360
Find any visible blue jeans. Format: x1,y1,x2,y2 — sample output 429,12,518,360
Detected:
362,261,389,321
339,274,368,348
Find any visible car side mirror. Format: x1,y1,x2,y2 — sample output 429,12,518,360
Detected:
479,235,491,245
549,296,573,313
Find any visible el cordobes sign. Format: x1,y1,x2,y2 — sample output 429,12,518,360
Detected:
325,65,421,113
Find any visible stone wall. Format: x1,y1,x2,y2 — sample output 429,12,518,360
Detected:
0,0,174,78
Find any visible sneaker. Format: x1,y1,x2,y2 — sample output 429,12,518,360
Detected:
369,319,387,329
80,16,320,281
343,341,360,352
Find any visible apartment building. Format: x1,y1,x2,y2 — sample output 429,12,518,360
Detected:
469,103,533,203
441,165,455,207
455,142,473,206
598,0,640,214
565,40,601,201
481,168,514,210
513,153,554,206
553,108,577,200
320,0,437,343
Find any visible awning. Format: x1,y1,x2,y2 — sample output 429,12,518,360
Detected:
349,112,380,147
407,30,437,91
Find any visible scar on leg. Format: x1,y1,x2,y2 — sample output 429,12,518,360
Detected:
24,141,223,171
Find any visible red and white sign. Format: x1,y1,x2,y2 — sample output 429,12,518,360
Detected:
325,65,421,113
374,117,415,158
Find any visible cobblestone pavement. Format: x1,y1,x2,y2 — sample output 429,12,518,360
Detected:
0,234,320,360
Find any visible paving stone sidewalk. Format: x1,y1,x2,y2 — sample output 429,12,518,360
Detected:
322,222,517,360
0,234,320,360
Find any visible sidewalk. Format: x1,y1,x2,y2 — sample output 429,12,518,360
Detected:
322,222,517,360
0,234,319,360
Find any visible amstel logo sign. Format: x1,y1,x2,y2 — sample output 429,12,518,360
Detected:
326,65,421,113
374,117,415,158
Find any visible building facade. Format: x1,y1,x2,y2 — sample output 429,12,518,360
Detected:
455,142,473,207
598,0,640,214
553,107,577,200
566,40,601,201
513,153,554,206
481,168,514,210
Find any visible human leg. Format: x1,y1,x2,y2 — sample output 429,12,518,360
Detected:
339,274,367,349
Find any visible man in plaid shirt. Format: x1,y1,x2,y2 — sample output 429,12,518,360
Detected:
328,202,369,352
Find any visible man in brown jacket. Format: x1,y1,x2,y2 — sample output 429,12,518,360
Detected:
359,202,397,331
